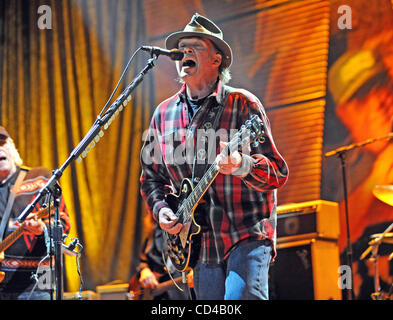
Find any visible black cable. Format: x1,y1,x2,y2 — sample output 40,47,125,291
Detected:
98,47,143,119
75,242,84,299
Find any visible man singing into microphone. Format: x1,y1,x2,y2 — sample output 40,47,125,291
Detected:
140,13,288,300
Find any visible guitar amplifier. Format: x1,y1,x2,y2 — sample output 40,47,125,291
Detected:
276,200,340,243
270,200,342,300
269,238,342,300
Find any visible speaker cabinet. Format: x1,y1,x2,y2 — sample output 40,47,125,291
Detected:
276,200,340,241
269,238,342,300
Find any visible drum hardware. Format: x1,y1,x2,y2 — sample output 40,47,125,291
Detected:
370,233,393,244
325,132,393,300
360,222,393,300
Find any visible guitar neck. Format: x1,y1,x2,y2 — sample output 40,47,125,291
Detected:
0,205,52,254
151,276,184,297
176,115,264,218
180,162,220,216
0,226,24,253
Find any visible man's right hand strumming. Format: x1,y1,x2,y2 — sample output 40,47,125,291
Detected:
158,207,183,234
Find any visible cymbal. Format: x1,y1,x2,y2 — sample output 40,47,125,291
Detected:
370,233,393,244
373,185,393,206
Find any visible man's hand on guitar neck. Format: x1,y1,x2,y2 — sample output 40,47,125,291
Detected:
139,267,159,289
15,213,45,236
216,141,253,178
158,207,182,234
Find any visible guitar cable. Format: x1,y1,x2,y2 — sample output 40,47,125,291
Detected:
160,249,195,300
27,224,51,300
161,249,184,292
74,240,84,299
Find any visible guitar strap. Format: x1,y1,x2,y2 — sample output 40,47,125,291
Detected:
191,99,225,232
0,168,27,242
192,99,225,183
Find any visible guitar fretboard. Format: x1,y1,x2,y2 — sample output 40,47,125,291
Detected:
0,205,52,253
0,227,24,253
176,161,220,221
175,115,264,221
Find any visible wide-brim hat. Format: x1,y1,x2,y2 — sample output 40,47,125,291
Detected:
0,126,9,138
165,13,233,69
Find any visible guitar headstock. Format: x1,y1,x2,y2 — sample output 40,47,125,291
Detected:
226,115,265,153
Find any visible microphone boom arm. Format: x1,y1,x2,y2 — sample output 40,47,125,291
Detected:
17,56,158,223
325,132,393,158
16,54,158,300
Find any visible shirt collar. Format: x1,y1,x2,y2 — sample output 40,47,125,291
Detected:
177,78,224,104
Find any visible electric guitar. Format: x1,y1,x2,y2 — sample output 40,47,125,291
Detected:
163,115,265,272
0,204,55,282
127,274,186,300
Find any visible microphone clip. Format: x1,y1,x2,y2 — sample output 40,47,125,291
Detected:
62,237,81,257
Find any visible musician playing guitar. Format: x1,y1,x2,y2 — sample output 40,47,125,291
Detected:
128,217,194,300
140,14,288,300
0,126,70,300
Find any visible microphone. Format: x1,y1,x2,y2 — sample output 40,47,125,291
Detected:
141,46,184,61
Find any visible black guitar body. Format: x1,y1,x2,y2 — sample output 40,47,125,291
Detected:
164,178,202,272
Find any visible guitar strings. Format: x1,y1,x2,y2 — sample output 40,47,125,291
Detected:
174,124,254,221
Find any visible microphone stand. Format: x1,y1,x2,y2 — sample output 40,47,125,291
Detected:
16,54,158,300
52,184,63,300
325,132,393,301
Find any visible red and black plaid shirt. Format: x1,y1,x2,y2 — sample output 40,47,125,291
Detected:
140,80,288,264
